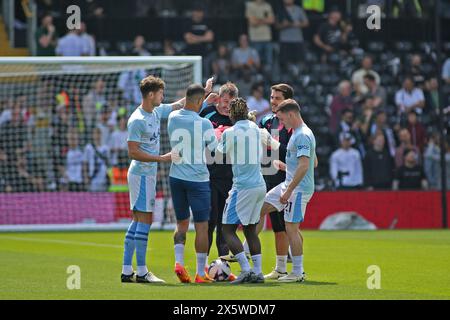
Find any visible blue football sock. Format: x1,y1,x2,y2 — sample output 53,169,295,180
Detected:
122,220,138,271
135,222,151,275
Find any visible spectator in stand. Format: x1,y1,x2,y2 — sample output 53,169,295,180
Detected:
276,0,309,74
406,110,427,153
329,80,353,133
407,54,427,88
0,97,14,126
109,115,128,168
50,104,69,190
313,8,353,62
0,99,30,192
424,132,442,190
330,132,364,190
96,105,113,147
10,154,43,192
246,83,270,123
84,127,110,192
245,0,275,68
183,5,214,57
442,57,450,84
79,21,96,56
395,76,425,119
82,78,107,130
55,28,87,56
364,133,394,190
80,0,106,19
234,69,253,98
351,55,381,95
211,44,232,85
335,109,365,156
163,39,177,56
363,73,386,109
118,69,147,107
129,35,151,56
368,110,396,158
424,133,450,189
231,34,261,77
394,128,420,169
35,13,57,56
393,149,428,190
183,4,215,77
0,99,28,170
62,128,85,191
424,77,440,117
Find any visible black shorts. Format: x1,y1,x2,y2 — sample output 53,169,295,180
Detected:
266,181,286,233
210,179,233,226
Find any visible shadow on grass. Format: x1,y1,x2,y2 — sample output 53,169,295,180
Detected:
131,281,337,287
133,282,283,287
302,280,338,286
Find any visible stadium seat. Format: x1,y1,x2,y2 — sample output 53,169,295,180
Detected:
367,41,385,53
172,41,187,54
304,51,319,64
327,53,341,64
116,41,134,55
417,41,436,54
146,42,163,54
394,41,414,52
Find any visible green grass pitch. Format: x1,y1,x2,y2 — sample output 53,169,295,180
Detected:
1,230,449,300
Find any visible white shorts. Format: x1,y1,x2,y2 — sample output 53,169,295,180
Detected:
128,172,156,213
223,185,267,226
264,183,313,223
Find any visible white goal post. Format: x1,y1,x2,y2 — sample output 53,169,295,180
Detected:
0,56,202,232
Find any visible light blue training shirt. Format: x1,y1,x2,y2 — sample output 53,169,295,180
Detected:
285,123,316,194
127,104,172,176
217,120,265,190
168,108,218,182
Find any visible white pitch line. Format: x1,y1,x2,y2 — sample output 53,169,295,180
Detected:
0,236,123,249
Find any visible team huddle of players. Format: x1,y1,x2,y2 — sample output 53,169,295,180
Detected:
121,75,317,284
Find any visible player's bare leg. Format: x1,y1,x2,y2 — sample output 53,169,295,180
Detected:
223,224,254,284
265,231,289,279
255,202,278,235
278,222,305,283
222,202,276,262
275,232,289,256
243,224,264,283
174,218,191,283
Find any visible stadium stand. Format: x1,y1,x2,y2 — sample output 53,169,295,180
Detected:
1,0,449,227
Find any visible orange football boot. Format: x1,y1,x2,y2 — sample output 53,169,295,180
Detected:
227,273,237,281
195,273,214,283
174,263,192,283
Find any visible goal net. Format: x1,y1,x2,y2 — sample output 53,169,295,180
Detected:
0,56,202,231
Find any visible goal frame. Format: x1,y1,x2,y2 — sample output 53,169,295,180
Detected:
0,55,202,232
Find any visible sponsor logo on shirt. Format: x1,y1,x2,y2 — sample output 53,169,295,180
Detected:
298,145,309,151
